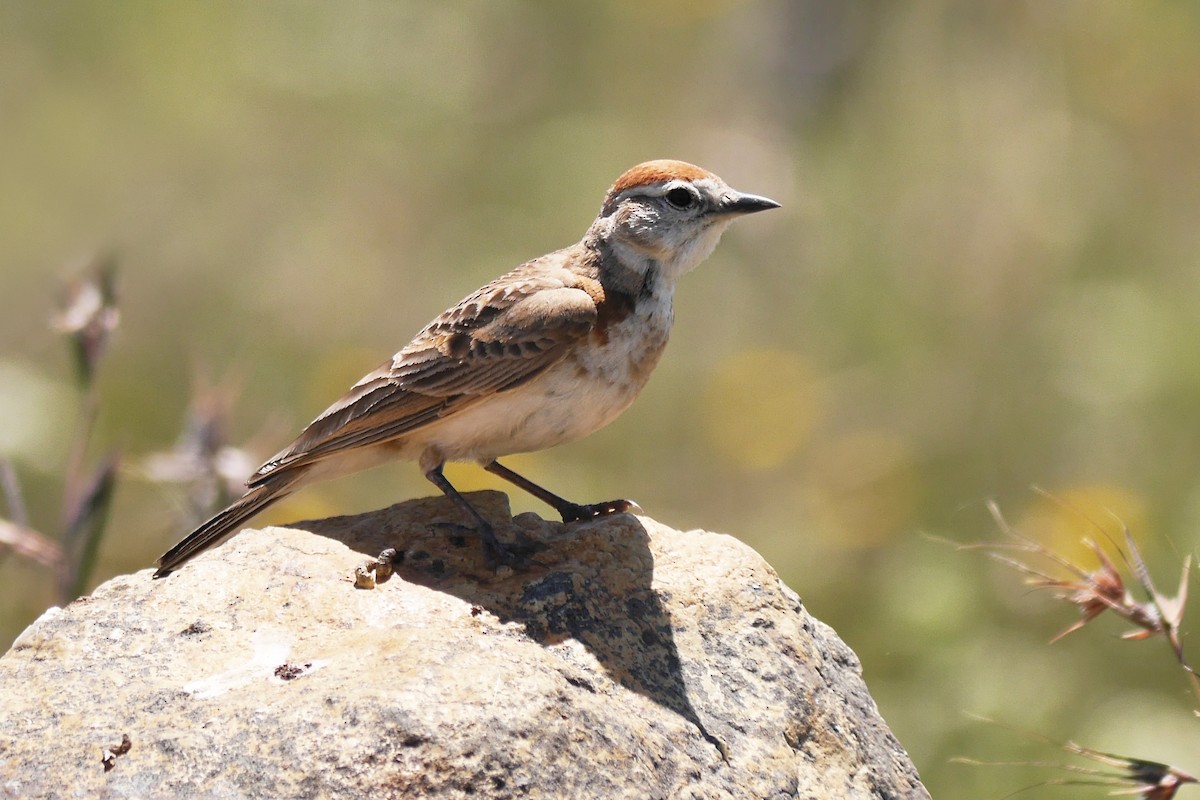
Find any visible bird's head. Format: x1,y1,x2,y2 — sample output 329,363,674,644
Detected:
594,160,779,281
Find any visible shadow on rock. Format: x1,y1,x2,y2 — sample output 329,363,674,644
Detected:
294,489,722,753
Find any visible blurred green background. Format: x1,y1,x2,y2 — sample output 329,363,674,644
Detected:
4,2,1200,795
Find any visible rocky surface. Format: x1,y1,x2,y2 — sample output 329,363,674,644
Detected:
0,491,928,799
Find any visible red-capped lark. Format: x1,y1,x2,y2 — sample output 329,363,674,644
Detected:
155,160,779,576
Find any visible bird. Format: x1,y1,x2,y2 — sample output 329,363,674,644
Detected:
154,160,779,576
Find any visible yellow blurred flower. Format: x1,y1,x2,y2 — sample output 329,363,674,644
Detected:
1015,485,1147,568
701,349,819,470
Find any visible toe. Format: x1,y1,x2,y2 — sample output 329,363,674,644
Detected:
560,499,640,522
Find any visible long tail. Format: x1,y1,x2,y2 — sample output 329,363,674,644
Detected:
154,476,298,577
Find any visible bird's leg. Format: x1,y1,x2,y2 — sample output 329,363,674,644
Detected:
483,460,640,523
424,465,520,567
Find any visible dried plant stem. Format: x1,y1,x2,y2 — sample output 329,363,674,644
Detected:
0,520,63,569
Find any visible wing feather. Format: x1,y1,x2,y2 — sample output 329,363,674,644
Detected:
249,262,599,483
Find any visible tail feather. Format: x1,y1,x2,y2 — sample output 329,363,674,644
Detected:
154,479,296,577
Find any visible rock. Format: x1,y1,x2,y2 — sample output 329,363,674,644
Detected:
0,491,928,799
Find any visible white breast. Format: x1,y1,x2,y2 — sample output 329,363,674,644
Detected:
412,284,675,464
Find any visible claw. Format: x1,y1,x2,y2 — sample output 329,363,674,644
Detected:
560,498,641,523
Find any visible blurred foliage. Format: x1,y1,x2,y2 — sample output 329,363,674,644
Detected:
4,1,1200,795
1,259,121,603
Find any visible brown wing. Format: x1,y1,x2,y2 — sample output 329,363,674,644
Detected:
248,269,598,484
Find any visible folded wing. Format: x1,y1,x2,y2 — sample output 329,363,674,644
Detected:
248,274,598,486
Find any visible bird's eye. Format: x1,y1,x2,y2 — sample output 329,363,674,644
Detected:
665,187,697,209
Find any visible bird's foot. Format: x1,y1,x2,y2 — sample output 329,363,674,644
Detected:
479,523,546,569
559,498,642,524
433,520,540,569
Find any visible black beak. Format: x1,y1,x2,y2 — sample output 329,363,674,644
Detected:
721,191,781,215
